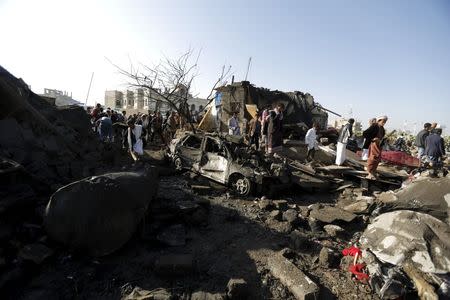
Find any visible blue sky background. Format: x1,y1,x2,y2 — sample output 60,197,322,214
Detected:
1,0,449,133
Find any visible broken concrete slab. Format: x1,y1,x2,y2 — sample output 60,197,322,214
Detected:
154,254,194,276
309,205,356,224
267,250,319,300
157,224,186,246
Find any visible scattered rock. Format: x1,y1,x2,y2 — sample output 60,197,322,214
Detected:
282,209,298,224
269,210,281,220
122,287,172,300
226,278,248,299
323,225,344,237
290,230,310,251
154,254,193,276
258,198,274,210
309,205,356,224
273,200,288,211
157,224,186,246
191,291,225,300
18,243,54,264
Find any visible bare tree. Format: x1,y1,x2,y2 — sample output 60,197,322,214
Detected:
107,49,231,133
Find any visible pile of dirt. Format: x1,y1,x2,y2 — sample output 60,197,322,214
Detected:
0,65,121,186
0,66,131,296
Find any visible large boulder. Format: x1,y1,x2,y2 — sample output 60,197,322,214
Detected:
44,168,158,256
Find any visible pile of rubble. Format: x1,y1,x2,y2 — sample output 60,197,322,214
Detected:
0,66,134,295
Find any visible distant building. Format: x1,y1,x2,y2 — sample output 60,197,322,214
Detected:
104,88,207,116
40,88,82,106
104,90,123,109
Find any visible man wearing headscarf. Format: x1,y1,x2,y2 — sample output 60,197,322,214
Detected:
365,115,388,179
335,118,355,165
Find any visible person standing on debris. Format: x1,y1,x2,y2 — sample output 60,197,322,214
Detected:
305,122,320,161
415,123,431,160
335,118,355,166
365,115,388,179
267,103,285,154
127,119,144,160
98,110,113,142
150,111,165,145
361,118,377,160
425,127,446,175
228,112,241,135
248,111,262,150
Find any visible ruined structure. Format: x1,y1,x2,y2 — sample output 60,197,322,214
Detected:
213,81,329,136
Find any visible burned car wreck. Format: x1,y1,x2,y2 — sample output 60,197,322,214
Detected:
168,132,291,196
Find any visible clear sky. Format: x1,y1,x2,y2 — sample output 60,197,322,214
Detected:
1,0,449,133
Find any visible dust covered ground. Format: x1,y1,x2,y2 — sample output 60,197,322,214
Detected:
6,165,386,300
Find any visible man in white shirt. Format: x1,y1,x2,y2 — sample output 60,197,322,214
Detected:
305,122,320,161
127,119,144,161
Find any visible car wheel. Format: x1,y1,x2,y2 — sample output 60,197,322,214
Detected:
231,175,252,196
173,156,183,171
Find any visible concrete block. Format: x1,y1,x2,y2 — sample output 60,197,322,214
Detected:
268,252,319,300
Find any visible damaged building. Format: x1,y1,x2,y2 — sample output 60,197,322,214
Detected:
203,81,331,137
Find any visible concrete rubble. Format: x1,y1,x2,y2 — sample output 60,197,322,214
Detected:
1,65,449,299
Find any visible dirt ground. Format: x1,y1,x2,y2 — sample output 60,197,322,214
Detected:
7,163,386,300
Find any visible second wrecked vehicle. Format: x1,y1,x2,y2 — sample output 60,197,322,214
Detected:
168,132,291,196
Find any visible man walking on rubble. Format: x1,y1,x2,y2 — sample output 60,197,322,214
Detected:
97,110,113,142
228,112,241,135
425,127,446,176
414,123,431,161
305,122,320,161
361,118,377,160
365,115,388,179
335,118,355,166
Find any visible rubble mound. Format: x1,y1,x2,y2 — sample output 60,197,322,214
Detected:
378,177,450,223
0,65,109,185
45,168,158,256
360,210,450,274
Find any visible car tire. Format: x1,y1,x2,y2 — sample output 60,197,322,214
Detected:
173,156,183,171
230,174,252,197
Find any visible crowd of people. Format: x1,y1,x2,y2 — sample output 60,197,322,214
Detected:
88,103,193,161
227,103,285,156
228,108,447,179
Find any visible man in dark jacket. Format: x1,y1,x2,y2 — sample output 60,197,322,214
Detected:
425,128,445,166
415,123,431,160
